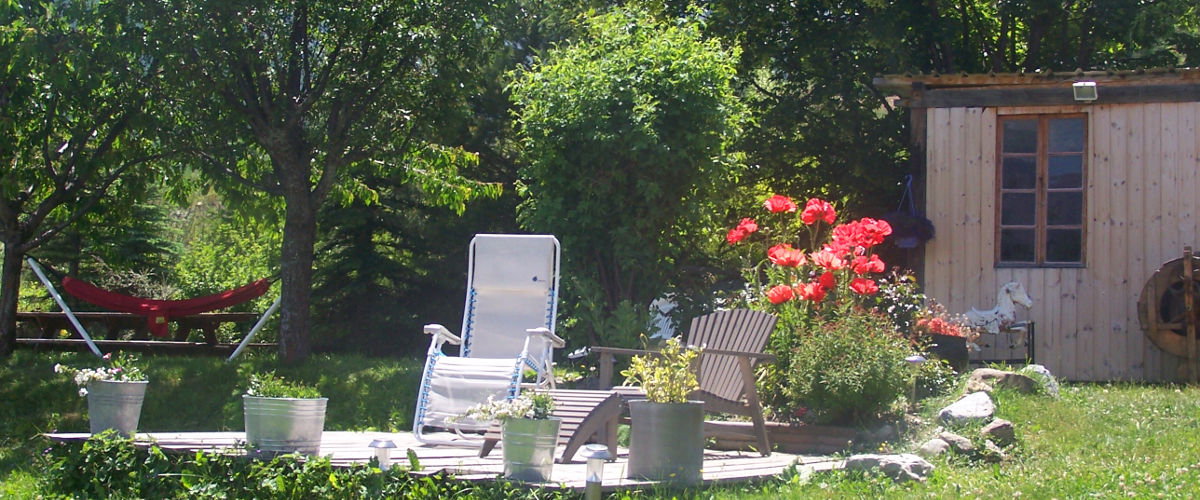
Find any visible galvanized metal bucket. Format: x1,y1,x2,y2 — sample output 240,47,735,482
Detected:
627,400,704,483
87,380,148,436
501,417,561,482
243,395,328,455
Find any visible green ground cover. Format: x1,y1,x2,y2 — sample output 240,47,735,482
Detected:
4,351,1200,498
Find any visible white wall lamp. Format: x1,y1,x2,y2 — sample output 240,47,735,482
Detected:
1072,81,1098,102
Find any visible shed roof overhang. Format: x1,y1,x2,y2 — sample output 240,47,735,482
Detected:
874,68,1200,108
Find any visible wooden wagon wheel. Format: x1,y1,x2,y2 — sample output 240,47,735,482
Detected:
1137,255,1200,358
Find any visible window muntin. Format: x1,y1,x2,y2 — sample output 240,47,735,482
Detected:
998,115,1086,266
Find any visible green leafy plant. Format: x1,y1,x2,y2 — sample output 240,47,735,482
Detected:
456,392,555,423
54,353,147,397
245,372,321,399
621,337,702,404
786,308,912,425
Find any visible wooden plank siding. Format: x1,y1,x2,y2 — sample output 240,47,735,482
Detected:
921,101,1200,381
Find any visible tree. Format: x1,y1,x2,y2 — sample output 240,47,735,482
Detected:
146,0,500,362
0,1,167,356
510,6,748,347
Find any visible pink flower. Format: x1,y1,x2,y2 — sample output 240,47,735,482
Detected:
810,249,846,271
800,198,836,225
763,195,798,213
852,254,885,275
767,244,807,267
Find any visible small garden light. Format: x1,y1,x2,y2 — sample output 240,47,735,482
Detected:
906,355,926,412
580,443,612,500
368,438,397,471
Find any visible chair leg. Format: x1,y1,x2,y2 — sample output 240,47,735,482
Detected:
738,357,771,456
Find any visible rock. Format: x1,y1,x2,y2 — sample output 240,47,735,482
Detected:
861,423,898,442
937,431,976,453
982,439,1007,462
965,368,1039,394
1020,364,1060,397
918,438,949,457
844,453,935,482
938,391,995,424
980,418,1016,446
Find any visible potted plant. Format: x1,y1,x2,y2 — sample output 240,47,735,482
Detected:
621,336,704,483
459,392,559,482
55,352,149,436
242,372,327,455
912,301,980,373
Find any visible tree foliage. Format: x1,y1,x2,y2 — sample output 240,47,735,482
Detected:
0,0,168,356
145,0,502,362
510,5,748,346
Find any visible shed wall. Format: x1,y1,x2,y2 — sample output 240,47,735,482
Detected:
922,102,1200,381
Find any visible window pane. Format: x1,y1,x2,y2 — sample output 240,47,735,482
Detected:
1001,229,1036,262
1048,155,1083,188
1046,229,1082,262
1047,192,1083,225
1049,118,1085,152
1001,193,1036,225
1003,156,1037,189
1003,119,1037,153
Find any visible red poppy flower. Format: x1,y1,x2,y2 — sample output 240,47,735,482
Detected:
852,254,885,275
768,243,806,267
766,284,795,304
800,198,836,225
818,271,836,290
726,218,758,244
763,195,798,213
796,282,827,302
850,277,879,295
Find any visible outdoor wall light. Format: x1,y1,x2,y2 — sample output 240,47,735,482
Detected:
581,443,612,500
368,438,397,471
1072,81,1098,101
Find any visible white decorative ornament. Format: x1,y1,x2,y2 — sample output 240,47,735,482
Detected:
964,281,1033,334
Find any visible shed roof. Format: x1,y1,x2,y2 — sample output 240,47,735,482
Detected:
874,68,1200,108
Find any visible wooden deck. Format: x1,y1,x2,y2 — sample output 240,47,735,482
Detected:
45,431,844,491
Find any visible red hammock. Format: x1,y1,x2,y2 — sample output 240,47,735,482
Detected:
61,276,272,337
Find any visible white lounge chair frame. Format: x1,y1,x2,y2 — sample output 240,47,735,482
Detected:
413,234,565,446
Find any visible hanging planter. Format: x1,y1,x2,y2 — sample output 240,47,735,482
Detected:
883,175,935,248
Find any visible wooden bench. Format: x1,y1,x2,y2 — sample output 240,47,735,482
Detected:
479,388,645,463
16,311,261,345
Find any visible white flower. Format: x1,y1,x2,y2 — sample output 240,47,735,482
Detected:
78,388,88,397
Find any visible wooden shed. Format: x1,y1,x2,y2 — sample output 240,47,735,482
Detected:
875,69,1200,381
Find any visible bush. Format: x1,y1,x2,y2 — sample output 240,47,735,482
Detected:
786,308,912,425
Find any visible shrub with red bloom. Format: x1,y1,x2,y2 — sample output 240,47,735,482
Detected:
763,195,798,213
726,218,758,244
852,254,885,275
800,198,836,225
767,244,806,267
766,284,795,304
850,277,879,295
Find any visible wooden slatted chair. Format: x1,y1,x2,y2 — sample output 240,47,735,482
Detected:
477,388,638,463
592,309,778,456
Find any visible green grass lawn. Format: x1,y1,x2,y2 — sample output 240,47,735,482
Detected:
5,351,1200,498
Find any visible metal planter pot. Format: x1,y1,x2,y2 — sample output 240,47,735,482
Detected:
627,400,704,484
87,380,148,436
501,417,561,482
243,395,328,455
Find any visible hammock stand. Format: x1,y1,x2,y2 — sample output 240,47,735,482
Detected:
25,257,279,361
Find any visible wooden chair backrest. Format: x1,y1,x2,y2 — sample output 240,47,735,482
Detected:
685,309,777,402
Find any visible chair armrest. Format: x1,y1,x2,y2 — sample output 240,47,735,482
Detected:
526,327,565,348
423,324,462,345
701,348,777,363
589,346,655,357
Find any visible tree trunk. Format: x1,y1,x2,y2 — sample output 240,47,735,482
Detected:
0,244,24,357
277,189,317,364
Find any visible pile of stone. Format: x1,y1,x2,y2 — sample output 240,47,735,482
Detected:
844,364,1058,483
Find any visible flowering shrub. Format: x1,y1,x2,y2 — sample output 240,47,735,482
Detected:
54,353,146,397
912,301,980,343
457,392,556,422
726,194,913,422
246,372,321,399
